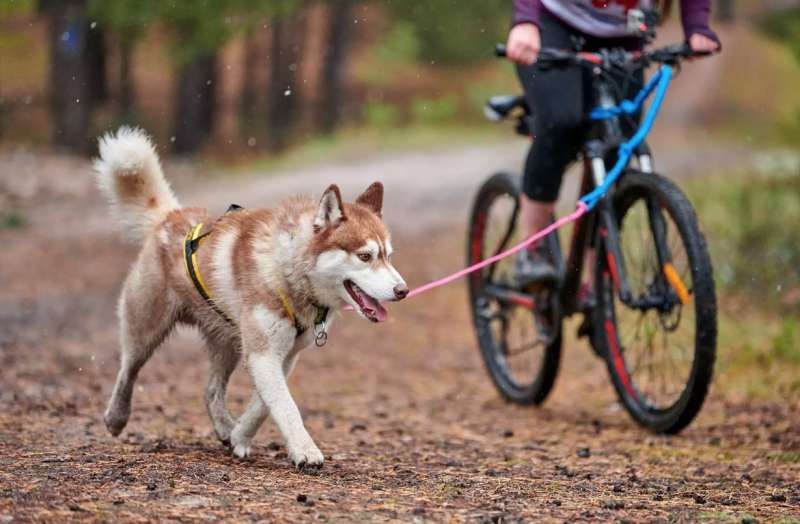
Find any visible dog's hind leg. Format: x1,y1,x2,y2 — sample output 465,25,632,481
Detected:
204,338,241,446
104,273,177,437
229,392,269,458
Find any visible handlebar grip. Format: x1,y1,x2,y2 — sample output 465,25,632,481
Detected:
495,44,507,58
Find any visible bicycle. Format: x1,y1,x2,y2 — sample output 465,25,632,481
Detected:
467,40,717,433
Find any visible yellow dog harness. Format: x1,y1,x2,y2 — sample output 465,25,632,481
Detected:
183,205,330,345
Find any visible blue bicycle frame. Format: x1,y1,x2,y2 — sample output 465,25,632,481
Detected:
580,65,674,210
557,64,675,314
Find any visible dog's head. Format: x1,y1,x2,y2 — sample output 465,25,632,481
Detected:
308,182,407,322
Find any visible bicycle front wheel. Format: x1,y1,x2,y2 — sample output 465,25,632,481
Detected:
467,172,562,405
593,171,717,433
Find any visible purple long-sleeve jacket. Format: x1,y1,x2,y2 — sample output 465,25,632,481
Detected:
513,0,718,42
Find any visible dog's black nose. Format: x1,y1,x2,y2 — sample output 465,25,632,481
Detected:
394,284,409,300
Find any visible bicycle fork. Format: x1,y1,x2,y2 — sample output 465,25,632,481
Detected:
589,150,686,311
589,155,635,305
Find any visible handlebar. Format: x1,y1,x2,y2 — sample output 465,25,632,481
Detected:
495,42,712,68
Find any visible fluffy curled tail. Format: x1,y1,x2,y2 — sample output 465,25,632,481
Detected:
94,127,179,242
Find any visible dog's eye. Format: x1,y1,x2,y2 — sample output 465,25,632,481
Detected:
358,253,372,263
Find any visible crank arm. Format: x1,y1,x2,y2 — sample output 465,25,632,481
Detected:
483,284,537,309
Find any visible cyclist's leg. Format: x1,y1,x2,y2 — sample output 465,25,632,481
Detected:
515,11,587,282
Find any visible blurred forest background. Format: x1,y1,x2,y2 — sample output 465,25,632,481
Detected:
0,0,797,155
0,0,786,154
0,0,799,396
1,0,519,154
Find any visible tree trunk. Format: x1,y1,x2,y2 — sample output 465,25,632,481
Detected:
119,39,134,117
44,0,95,153
318,0,352,135
173,53,218,154
239,27,260,133
266,8,309,152
86,25,108,104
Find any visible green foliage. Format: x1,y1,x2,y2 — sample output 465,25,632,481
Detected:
411,95,457,124
159,0,237,64
89,0,303,65
0,210,26,229
0,0,34,16
690,168,800,313
771,318,800,364
363,101,400,129
768,451,800,463
384,0,509,66
376,21,420,64
758,7,800,64
87,0,160,43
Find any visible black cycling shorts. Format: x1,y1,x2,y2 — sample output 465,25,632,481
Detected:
516,11,643,202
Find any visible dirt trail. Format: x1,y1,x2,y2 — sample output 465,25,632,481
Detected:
1,29,798,521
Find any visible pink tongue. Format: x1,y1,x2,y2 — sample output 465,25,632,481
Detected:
361,294,388,322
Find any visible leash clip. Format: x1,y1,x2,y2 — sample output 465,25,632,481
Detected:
314,320,328,348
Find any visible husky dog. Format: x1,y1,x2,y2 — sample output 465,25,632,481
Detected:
95,127,407,470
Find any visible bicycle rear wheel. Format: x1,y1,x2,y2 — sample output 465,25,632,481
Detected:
593,171,717,433
467,172,562,405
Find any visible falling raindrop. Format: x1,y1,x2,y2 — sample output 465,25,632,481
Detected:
284,88,292,97
90,21,97,29
170,136,176,143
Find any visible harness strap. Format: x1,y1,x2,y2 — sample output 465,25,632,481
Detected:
184,222,236,326
182,204,330,343
277,288,305,335
276,288,330,340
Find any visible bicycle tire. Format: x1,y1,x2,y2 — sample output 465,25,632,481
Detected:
467,172,562,405
593,171,717,433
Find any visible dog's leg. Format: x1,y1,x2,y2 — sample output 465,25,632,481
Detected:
204,340,241,446
235,307,322,469
229,352,299,459
250,351,323,469
229,392,268,458
104,292,175,437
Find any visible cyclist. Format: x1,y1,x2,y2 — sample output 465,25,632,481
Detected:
506,0,720,297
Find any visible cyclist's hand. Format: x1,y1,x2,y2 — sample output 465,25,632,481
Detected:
507,23,540,65
689,33,720,54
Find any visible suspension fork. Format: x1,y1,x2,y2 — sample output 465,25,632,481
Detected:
589,155,635,306
636,144,673,272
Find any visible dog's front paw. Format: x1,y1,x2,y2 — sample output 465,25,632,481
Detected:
230,429,252,459
232,442,252,459
289,441,324,472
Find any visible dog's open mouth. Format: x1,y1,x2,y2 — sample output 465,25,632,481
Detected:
344,280,387,323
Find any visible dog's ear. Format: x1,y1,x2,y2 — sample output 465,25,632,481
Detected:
314,184,346,232
355,181,383,217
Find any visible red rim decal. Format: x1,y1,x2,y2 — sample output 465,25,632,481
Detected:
605,319,637,400
606,252,620,291
471,212,486,285
510,295,535,309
